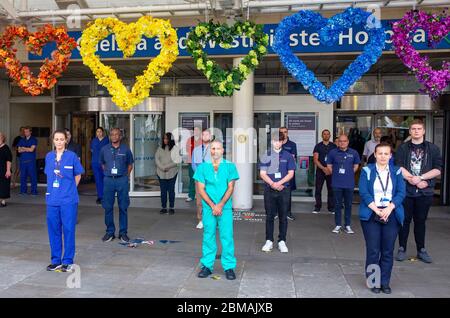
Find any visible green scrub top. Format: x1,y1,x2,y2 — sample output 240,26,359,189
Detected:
193,159,240,212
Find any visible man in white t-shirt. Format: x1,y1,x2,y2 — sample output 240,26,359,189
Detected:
363,127,382,164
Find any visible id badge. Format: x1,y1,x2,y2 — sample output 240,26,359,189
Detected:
111,168,118,175
339,168,346,174
274,172,282,179
54,169,60,175
380,197,389,206
52,180,59,188
324,155,328,162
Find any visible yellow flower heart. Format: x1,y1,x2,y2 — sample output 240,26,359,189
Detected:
80,16,178,110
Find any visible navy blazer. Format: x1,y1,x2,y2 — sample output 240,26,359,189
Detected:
358,164,406,225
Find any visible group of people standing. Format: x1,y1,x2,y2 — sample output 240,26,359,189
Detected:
312,120,441,294
0,119,442,291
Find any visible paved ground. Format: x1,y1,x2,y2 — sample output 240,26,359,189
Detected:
1,189,450,298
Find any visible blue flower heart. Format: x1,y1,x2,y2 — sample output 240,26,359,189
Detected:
274,8,386,103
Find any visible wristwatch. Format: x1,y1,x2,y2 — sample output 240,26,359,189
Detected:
420,175,425,181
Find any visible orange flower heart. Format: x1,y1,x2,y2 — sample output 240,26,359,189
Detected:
0,24,77,95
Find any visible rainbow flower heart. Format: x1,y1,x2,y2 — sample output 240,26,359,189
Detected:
274,8,385,103
392,10,450,101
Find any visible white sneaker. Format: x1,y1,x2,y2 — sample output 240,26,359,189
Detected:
196,221,203,229
261,240,273,252
185,197,194,202
332,225,342,233
312,209,320,214
278,240,288,253
344,226,354,234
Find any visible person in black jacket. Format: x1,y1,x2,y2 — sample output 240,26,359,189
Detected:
394,119,442,264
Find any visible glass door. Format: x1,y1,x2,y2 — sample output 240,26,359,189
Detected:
335,115,373,159
213,112,233,160
375,114,426,152
132,113,163,194
100,113,131,146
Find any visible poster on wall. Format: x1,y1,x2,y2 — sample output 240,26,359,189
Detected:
285,113,317,156
180,114,209,131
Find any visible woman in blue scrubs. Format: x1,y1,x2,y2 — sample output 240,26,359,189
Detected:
90,127,109,204
45,129,84,272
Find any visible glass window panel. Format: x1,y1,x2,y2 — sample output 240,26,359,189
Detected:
57,85,91,97
347,80,376,93
383,78,421,93
254,82,280,95
178,83,213,95
133,114,163,192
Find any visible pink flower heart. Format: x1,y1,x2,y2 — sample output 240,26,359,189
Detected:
392,10,450,100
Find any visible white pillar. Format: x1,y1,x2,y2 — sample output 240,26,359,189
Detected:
232,57,254,211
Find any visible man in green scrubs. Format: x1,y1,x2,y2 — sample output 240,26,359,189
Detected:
193,140,240,280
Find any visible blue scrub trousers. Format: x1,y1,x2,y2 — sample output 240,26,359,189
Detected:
92,162,104,199
47,203,78,265
20,160,37,194
102,176,130,235
200,208,236,271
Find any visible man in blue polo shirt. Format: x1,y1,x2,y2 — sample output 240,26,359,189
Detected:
260,132,296,253
99,128,134,243
17,126,38,195
327,134,361,234
280,126,297,221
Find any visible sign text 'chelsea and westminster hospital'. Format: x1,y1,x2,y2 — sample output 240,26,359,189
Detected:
29,20,450,60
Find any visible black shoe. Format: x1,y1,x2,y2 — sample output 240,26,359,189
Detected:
287,214,295,221
169,208,175,215
160,208,168,214
370,287,381,294
197,266,212,278
61,264,74,272
102,233,115,242
381,286,392,294
96,198,102,204
46,264,62,271
225,269,236,280
119,233,130,243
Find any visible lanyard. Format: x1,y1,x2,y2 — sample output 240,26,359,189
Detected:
111,146,120,168
376,171,390,197
340,152,348,168
202,144,209,161
54,151,64,178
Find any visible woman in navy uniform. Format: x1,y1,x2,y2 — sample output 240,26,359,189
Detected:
359,142,406,294
90,127,109,204
45,129,84,272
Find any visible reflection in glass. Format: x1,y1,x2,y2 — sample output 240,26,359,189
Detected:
133,114,162,192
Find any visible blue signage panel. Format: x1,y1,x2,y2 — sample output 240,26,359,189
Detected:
28,20,450,60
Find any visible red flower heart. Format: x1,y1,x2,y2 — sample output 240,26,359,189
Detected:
392,10,450,100
0,24,77,96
